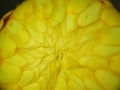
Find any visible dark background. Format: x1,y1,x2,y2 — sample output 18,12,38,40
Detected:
0,0,120,19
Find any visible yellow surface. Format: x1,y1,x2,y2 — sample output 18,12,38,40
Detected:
0,0,120,90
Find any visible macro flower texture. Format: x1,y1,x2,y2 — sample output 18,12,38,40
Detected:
0,0,120,90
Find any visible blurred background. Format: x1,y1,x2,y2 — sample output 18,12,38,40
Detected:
0,0,120,19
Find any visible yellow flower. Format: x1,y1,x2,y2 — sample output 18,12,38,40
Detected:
0,0,120,90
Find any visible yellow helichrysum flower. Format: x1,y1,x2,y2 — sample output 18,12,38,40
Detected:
0,0,120,90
